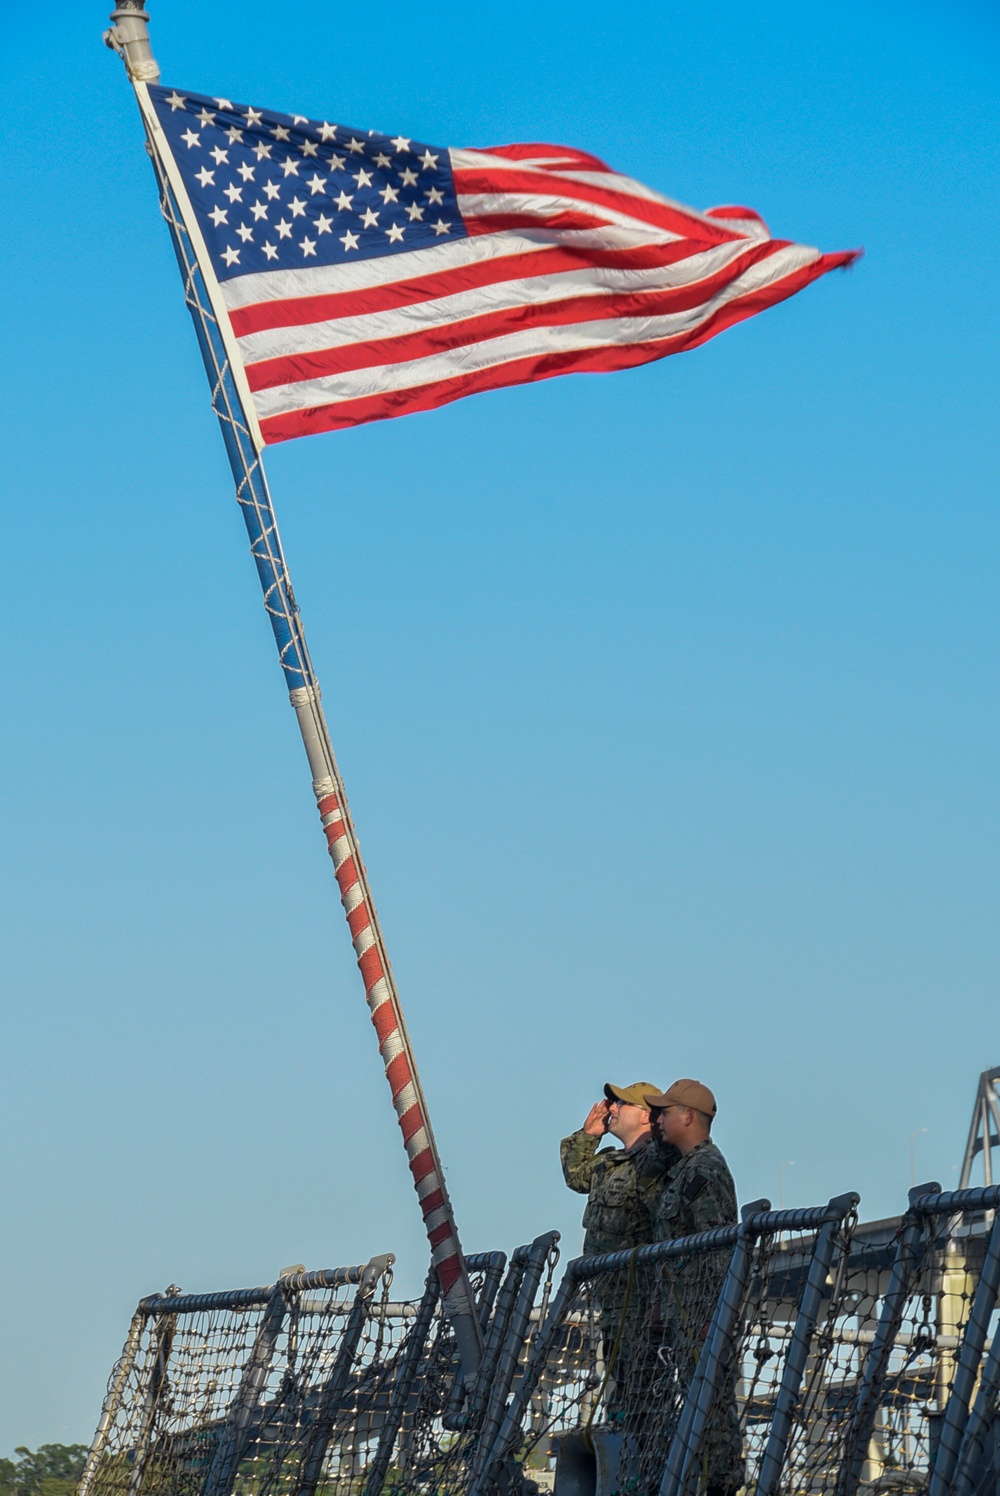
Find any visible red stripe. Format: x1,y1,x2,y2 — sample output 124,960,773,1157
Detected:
358,945,385,990
334,854,359,893
409,1147,437,1184
436,1254,462,1296
229,239,707,336
245,242,781,393
420,1186,445,1217
324,819,344,846
462,210,607,235
386,1052,412,1100
452,166,738,242
259,252,856,442
317,793,340,818
428,1220,453,1248
473,142,613,171
371,1000,398,1044
398,1101,424,1143
347,902,370,938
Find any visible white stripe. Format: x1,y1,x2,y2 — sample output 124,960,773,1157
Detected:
341,882,364,913
456,190,677,239
252,244,818,419
380,1029,406,1065
330,834,352,869
219,222,667,312
352,925,376,957
405,1125,429,1158
237,240,756,364
367,978,392,1011
393,1081,419,1115
416,1170,442,1199
422,1205,450,1233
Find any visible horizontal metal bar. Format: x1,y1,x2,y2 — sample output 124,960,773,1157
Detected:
138,1265,369,1316
912,1185,1000,1215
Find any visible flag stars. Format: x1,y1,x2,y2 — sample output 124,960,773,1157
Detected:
244,107,263,127
307,173,327,195
379,183,399,204
405,201,424,221
223,183,243,203
316,213,333,234
361,207,380,228
347,137,366,154
276,218,293,239
432,218,450,234
209,205,228,227
251,200,269,220
374,151,392,169
222,245,240,265
236,223,254,243
262,241,278,260
419,149,439,170
334,190,354,211
390,134,411,153
328,152,346,171
318,121,338,141
253,142,273,161
215,97,234,110
425,186,444,205
165,91,186,110
210,145,229,165
225,125,244,144
181,127,200,149
263,180,281,200
196,107,216,126
281,157,301,177
289,195,307,218
272,124,291,141
340,229,360,251
385,222,405,243
353,167,373,188
301,140,318,157
300,236,317,257
237,162,256,182
195,167,215,188
399,167,418,187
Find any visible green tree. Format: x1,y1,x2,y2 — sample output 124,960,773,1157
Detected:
0,1445,89,1496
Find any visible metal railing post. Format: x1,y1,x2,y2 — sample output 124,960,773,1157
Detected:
77,1311,146,1496
953,1291,1000,1496
295,1255,394,1496
470,1232,561,1481
659,1200,770,1496
927,1210,1000,1496
835,1182,941,1496
753,1192,860,1496
363,1269,441,1496
202,1281,289,1496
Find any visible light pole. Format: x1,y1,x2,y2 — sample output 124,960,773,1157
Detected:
778,1160,795,1210
910,1127,928,1188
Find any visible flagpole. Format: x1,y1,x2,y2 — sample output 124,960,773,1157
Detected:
104,0,483,1376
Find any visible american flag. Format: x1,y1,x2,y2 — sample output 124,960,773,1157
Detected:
146,84,856,445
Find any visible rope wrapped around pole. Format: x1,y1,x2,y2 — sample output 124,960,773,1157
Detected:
105,0,482,1375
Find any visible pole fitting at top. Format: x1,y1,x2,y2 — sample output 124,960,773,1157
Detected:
104,1,160,82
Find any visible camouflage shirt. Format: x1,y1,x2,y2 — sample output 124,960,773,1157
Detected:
560,1129,679,1256
653,1138,737,1242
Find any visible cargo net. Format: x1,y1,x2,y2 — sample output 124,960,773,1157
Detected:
77,1261,433,1496
386,1242,558,1496
514,1236,739,1492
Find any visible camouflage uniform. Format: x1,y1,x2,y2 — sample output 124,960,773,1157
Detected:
561,1130,678,1423
653,1140,743,1495
560,1129,676,1256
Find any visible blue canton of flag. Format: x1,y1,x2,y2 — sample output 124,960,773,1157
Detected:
149,85,466,280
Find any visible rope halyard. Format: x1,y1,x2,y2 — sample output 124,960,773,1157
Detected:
135,93,482,1371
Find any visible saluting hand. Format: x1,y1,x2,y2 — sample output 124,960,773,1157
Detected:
583,1100,610,1137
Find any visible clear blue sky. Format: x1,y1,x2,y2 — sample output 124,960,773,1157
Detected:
2,0,998,1458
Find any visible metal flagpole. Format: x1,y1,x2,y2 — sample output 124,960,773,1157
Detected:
104,0,483,1375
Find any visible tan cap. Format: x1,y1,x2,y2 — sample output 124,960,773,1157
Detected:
643,1079,717,1118
604,1081,660,1111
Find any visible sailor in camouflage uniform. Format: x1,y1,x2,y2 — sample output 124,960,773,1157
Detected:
560,1082,679,1418
645,1079,743,1496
